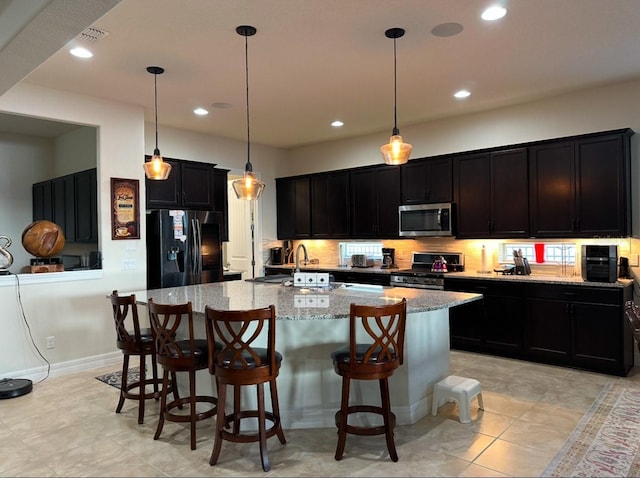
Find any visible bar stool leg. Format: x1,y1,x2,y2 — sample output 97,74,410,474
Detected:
154,369,169,440
138,353,147,424
210,382,227,466
380,378,398,462
335,376,351,460
269,379,286,444
257,383,270,472
116,355,129,414
189,369,197,450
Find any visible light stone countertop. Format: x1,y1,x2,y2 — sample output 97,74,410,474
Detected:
130,280,481,320
265,264,633,288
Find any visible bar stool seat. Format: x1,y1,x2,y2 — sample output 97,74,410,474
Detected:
205,304,286,472
110,290,173,424
331,298,407,462
148,299,218,450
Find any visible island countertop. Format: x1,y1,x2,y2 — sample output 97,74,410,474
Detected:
129,280,481,319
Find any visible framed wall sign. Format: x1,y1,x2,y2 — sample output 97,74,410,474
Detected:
111,177,140,240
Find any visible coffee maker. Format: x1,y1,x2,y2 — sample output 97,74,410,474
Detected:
381,248,397,269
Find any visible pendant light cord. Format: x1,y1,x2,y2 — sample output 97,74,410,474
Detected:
244,33,251,168
392,35,399,135
154,72,159,152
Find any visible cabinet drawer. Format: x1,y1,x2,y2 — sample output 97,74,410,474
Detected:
444,278,523,297
526,284,620,305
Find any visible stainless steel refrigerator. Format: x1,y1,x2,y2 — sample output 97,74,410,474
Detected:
146,209,223,289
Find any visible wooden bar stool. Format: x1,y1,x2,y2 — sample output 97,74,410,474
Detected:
331,298,407,462
148,298,218,450
204,304,286,472
109,290,171,424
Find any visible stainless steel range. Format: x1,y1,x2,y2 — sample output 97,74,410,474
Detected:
390,251,464,290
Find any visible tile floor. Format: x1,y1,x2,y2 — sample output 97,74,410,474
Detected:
2,350,639,477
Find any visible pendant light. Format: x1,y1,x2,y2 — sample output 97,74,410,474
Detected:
143,66,172,180
232,25,266,200
380,28,412,165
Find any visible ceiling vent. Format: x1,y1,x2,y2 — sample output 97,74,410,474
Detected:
79,27,109,42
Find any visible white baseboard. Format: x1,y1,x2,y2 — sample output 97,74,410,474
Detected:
4,351,122,382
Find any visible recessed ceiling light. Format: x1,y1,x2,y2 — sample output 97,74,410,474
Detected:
193,107,209,116
70,47,93,58
454,89,471,99
331,120,344,128
481,5,507,21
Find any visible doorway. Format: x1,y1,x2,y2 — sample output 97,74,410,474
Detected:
225,177,262,279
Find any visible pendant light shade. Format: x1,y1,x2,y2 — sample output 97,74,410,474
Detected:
380,28,412,165
232,25,265,201
143,66,172,180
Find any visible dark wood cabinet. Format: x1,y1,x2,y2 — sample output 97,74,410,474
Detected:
276,176,311,239
446,277,633,376
73,168,97,242
351,166,401,238
32,168,97,243
445,279,523,354
401,156,452,204
529,130,632,237
454,148,528,238
310,171,350,238
145,156,218,210
212,169,229,242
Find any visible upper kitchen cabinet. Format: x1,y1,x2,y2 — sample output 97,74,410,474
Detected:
529,129,632,238
276,176,311,239
145,156,217,210
351,165,401,238
310,171,350,238
454,148,529,238
212,168,229,242
401,156,452,204
32,168,97,243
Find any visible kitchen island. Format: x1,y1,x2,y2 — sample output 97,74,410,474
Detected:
129,280,481,429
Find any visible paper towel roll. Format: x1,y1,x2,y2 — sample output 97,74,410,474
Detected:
481,246,487,273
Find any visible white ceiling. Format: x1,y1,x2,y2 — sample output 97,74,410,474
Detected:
2,0,640,148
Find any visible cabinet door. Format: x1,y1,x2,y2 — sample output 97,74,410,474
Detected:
529,142,575,237
145,158,181,208
311,172,350,238
212,169,229,242
74,169,97,243
401,159,429,204
181,162,214,209
375,167,401,236
276,177,310,239
32,181,53,221
449,300,485,348
454,153,491,238
575,134,629,236
571,302,621,372
52,175,75,242
524,298,571,362
350,170,377,236
490,148,529,237
428,157,453,203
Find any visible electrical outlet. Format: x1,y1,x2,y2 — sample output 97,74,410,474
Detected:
46,336,55,349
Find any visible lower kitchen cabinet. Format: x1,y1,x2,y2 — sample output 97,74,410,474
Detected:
446,279,523,355
446,277,633,376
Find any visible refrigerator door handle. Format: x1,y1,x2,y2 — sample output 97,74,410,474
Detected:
192,218,203,279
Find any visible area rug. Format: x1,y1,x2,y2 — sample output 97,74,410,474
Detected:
95,367,139,390
542,381,640,477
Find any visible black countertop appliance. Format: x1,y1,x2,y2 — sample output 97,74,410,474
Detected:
581,245,617,283
270,247,284,265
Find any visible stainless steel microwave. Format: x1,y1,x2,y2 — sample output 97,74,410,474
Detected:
398,203,454,237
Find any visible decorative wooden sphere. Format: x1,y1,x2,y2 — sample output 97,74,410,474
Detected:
21,220,65,258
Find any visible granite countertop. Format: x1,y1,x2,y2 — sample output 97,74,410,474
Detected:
131,280,481,320
265,264,633,288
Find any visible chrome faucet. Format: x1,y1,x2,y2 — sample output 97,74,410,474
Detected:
295,243,308,272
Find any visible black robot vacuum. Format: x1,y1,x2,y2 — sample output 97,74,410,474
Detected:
0,378,33,399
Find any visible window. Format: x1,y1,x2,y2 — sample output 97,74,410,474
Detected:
339,242,383,264
500,243,576,265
